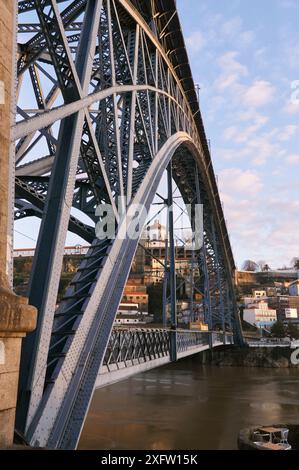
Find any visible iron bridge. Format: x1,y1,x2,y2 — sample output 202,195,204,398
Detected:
98,328,234,387
12,0,244,449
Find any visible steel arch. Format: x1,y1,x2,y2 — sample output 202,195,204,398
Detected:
13,0,243,448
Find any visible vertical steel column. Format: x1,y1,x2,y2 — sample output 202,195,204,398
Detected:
211,217,226,344
167,163,177,361
226,281,233,332
189,201,197,324
17,0,102,433
189,237,195,323
162,213,169,328
195,167,213,348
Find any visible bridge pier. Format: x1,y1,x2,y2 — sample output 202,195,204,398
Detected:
0,0,37,448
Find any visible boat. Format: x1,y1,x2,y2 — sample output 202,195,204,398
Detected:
252,427,291,450
238,424,299,450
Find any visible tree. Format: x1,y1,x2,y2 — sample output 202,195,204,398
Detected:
270,321,286,338
286,322,299,340
257,260,266,271
147,283,163,323
258,260,271,272
242,260,259,272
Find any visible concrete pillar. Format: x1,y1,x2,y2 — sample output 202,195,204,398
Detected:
0,0,37,448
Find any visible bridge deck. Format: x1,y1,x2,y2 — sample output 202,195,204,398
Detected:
97,330,233,388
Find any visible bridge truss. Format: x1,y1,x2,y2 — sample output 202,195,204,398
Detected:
12,0,243,449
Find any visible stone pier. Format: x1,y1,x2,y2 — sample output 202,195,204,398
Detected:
0,0,37,448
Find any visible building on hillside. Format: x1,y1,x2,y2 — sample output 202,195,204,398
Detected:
243,300,277,328
242,288,268,308
289,279,299,296
236,270,297,297
14,245,90,258
266,287,280,297
148,255,200,285
142,219,166,243
285,308,298,319
253,290,267,298
115,301,153,326
139,220,198,285
114,315,153,326
121,278,148,313
268,295,299,322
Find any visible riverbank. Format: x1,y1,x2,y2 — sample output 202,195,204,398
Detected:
208,346,298,368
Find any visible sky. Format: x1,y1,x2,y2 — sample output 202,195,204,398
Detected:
177,0,299,269
14,1,299,270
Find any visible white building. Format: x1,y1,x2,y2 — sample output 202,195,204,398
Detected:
142,220,166,243
243,300,277,328
114,315,153,325
253,290,267,298
243,296,267,307
114,316,144,325
285,308,298,319
14,245,90,258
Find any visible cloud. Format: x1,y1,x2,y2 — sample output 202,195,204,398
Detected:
239,30,255,46
218,175,299,268
214,146,251,161
284,101,299,114
286,154,299,164
185,31,205,52
177,0,299,268
221,16,243,38
277,124,298,141
220,16,255,46
214,60,275,112
248,135,286,166
222,113,268,143
218,168,263,195
215,51,248,91
241,80,276,108
278,0,298,7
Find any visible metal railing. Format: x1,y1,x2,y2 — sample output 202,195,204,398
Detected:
102,328,234,371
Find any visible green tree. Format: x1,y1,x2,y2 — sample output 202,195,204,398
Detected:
294,259,299,270
287,322,299,340
242,260,259,272
147,283,164,323
270,321,286,338
262,264,271,272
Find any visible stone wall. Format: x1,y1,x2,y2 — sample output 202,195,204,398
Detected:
0,0,14,278
210,346,299,368
0,1,37,448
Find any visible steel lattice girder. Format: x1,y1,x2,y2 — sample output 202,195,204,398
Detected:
14,0,243,449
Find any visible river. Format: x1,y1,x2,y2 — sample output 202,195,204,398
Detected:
78,357,299,450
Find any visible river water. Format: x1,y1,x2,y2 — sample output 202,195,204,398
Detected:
79,357,299,450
